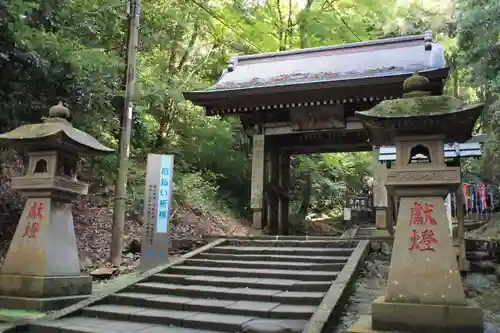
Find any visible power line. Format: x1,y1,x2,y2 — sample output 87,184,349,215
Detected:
187,0,265,53
324,0,362,42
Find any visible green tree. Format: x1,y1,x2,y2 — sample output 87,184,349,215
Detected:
457,0,500,183
6,0,491,250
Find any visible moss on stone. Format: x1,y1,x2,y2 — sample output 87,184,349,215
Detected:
0,308,45,318
403,72,430,92
0,120,114,152
365,95,465,117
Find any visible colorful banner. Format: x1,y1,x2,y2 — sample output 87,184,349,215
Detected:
461,182,498,214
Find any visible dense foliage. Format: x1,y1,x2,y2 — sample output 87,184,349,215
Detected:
457,0,500,183
0,0,498,235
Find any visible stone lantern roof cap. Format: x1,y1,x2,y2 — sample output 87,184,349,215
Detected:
355,73,484,146
0,102,114,154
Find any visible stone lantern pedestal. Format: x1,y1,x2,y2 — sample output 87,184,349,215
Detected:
0,103,113,311
347,74,484,333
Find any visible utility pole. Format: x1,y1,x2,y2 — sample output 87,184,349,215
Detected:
110,0,140,266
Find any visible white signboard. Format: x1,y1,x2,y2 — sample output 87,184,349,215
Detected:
140,154,174,271
344,208,352,221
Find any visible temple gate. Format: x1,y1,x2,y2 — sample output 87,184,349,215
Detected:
183,32,448,235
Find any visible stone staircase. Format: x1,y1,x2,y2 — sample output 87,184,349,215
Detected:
353,227,376,238
25,239,367,333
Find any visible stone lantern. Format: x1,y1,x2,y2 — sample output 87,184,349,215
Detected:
348,74,484,333
0,102,114,311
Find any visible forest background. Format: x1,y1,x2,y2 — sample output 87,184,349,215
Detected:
0,0,498,266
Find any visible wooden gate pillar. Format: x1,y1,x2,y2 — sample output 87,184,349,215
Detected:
250,134,265,230
372,146,388,229
278,151,290,235
265,144,280,234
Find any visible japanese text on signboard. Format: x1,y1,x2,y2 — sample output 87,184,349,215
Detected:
156,164,171,233
346,196,372,212
145,185,157,245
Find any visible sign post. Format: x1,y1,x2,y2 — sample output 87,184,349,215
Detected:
343,208,351,221
139,154,174,271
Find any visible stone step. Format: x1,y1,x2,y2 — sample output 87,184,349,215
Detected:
107,292,317,319
20,238,363,333
225,240,357,248
183,258,345,271
81,304,308,333
196,252,351,263
131,282,324,305
82,304,249,332
148,274,331,292
356,230,375,235
208,246,353,256
27,316,224,333
132,282,281,303
167,265,339,281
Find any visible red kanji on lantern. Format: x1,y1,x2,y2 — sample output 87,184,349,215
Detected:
408,229,438,252
409,203,437,225
28,201,44,220
22,222,40,238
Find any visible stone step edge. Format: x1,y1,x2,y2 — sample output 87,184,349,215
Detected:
210,246,354,252
106,292,316,319
203,235,355,240
26,317,226,333
148,274,331,292
130,282,324,305
81,304,308,333
182,258,345,271
168,265,339,279
195,253,351,263
18,325,109,333
207,248,354,256
223,240,358,247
